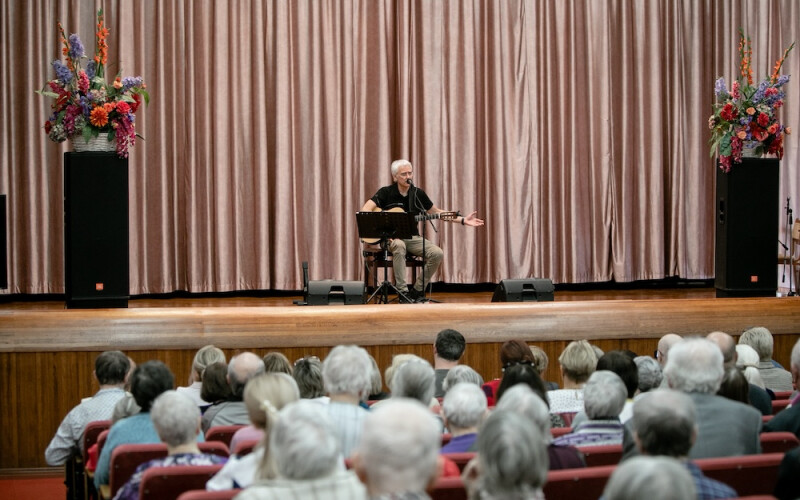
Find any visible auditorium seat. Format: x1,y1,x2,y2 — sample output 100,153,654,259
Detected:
550,427,572,438
441,433,452,446
176,489,242,500
772,390,793,400
231,438,259,457
204,425,245,448
139,464,224,500
198,441,230,458
544,464,616,499
760,432,800,454
577,444,623,467
696,452,784,497
429,476,468,500
442,452,476,472
771,399,790,414
558,412,577,427
762,414,774,424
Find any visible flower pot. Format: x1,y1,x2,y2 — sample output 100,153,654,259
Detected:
72,135,116,153
741,141,762,158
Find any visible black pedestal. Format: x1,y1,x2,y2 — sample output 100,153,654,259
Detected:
715,158,780,297
64,153,129,308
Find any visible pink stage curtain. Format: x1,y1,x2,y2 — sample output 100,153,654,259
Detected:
0,0,797,294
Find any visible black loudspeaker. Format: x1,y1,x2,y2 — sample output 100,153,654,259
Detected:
0,194,6,289
307,280,365,305
492,278,554,302
715,158,779,298
64,153,129,308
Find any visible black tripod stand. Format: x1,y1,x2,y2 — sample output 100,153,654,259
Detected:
779,198,795,296
357,210,415,304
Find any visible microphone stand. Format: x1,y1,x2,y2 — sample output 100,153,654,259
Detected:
409,180,439,303
784,198,795,296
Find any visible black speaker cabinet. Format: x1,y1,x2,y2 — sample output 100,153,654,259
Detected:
492,278,554,302
64,153,129,308
0,194,6,289
307,280,365,305
715,157,779,298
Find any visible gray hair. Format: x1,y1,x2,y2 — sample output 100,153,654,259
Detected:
150,390,200,447
292,356,325,399
735,344,765,389
357,398,440,494
442,365,484,393
584,370,627,419
494,384,552,443
390,159,412,177
269,400,340,480
228,352,266,398
739,326,774,361
792,338,800,372
633,356,663,393
603,456,696,500
322,345,373,399
192,345,226,378
391,358,435,404
528,345,549,375
367,354,384,395
442,383,487,430
632,389,696,457
663,338,724,394
475,410,548,497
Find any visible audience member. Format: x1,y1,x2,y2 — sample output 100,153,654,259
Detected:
113,391,226,500
495,363,566,428
633,355,662,396
384,353,418,391
383,356,442,424
765,338,800,438
590,343,605,362
262,352,293,376
529,344,559,390
353,399,441,500
571,351,638,427
661,338,761,459
482,339,536,406
463,409,548,500
202,352,265,432
95,360,176,488
774,446,800,500
321,345,373,457
441,383,488,453
547,340,597,414
631,389,737,499
177,345,226,409
237,400,367,499
739,326,793,391
366,354,389,400
45,351,131,466
110,356,141,423
207,372,300,490
292,355,328,401
717,366,750,406
553,370,626,447
199,361,233,416
496,384,585,469
603,456,696,500
656,333,683,370
707,330,772,415
433,329,466,398
441,364,484,394
736,344,767,389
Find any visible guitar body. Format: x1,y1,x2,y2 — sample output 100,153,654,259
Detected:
360,207,457,244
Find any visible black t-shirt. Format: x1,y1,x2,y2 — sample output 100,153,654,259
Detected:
370,183,434,237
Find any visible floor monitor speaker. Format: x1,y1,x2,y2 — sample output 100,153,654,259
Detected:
492,278,554,302
307,280,365,305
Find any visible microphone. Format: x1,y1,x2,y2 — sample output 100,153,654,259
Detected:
407,179,414,187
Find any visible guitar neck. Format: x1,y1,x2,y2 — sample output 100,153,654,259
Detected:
414,211,457,222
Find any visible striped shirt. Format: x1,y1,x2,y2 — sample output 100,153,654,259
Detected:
325,402,369,458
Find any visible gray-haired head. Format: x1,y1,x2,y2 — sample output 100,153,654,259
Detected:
191,345,226,379
292,356,325,399
494,384,552,443
735,344,765,389
322,345,373,399
442,383,487,431
603,456,696,500
475,409,548,498
150,390,200,447
584,370,627,419
633,356,663,393
95,351,131,386
390,159,413,177
391,357,435,404
632,389,696,457
739,326,774,362
367,354,384,396
356,398,441,495
228,352,266,399
792,338,800,372
269,400,341,480
442,364,484,393
663,338,724,394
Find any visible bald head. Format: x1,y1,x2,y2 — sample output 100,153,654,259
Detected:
707,332,736,367
657,334,683,367
228,352,266,398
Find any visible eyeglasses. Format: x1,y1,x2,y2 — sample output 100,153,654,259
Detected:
654,349,662,359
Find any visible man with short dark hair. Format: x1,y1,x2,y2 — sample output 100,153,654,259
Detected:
433,328,466,397
45,350,131,466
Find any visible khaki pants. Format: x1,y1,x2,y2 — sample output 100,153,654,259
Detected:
388,235,444,292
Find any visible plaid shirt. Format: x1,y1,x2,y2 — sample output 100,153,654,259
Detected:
684,461,737,500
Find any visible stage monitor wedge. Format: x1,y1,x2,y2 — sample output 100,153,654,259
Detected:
492,278,554,302
307,280,365,305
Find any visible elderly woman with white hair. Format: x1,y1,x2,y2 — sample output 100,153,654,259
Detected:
552,370,627,447
321,345,373,457
603,456,696,500
113,391,226,500
440,383,488,453
441,365,484,393
236,400,367,499
739,326,793,391
735,343,767,389
633,355,663,397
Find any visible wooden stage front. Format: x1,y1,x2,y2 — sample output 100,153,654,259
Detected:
1,287,799,471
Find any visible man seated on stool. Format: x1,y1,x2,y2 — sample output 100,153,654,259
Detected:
361,159,484,302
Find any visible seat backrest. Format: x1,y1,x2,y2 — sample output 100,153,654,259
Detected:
772,390,794,400
577,444,623,467
762,414,774,424
231,439,259,457
759,432,800,454
550,427,573,438
198,441,230,458
204,425,245,448
558,412,577,427
543,465,617,500
176,488,242,500
772,399,791,414
429,476,468,500
95,429,110,464
695,452,784,497
82,420,111,462
442,452,476,472
441,433,452,446
109,443,168,497
139,464,225,500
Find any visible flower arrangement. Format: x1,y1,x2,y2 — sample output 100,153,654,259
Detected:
37,9,149,158
708,29,794,172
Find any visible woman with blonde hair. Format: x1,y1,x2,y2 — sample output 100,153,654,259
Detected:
177,345,226,409
547,340,597,414
206,372,300,490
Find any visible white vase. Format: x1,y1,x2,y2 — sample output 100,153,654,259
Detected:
741,141,762,158
72,134,116,153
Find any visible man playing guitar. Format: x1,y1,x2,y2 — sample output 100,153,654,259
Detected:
360,159,484,302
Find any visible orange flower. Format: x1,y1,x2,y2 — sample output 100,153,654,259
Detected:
113,77,122,89
103,102,115,114
736,130,747,140
90,107,109,127
786,127,792,135
746,107,756,115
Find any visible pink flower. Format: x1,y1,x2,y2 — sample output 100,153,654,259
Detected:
757,112,769,127
731,81,740,99
78,70,90,93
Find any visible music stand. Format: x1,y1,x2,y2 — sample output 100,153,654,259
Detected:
357,211,415,304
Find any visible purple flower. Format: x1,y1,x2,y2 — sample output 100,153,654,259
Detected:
752,81,769,103
121,76,144,91
714,78,728,98
86,60,97,80
774,74,790,88
52,60,73,84
68,33,85,60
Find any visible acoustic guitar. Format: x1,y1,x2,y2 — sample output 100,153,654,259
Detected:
360,206,458,244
